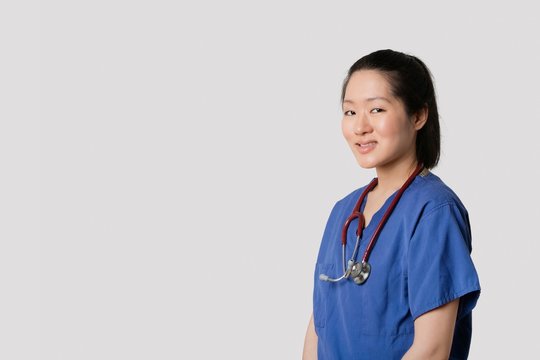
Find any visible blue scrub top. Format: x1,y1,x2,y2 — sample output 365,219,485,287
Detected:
313,171,481,359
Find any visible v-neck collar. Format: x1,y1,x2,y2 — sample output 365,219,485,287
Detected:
359,188,400,230
358,171,427,230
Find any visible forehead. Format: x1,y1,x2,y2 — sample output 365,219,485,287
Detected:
343,70,396,104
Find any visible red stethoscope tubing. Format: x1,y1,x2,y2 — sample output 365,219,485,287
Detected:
342,163,425,264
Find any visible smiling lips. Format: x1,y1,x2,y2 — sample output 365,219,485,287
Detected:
356,141,377,154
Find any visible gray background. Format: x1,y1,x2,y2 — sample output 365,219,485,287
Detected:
2,0,539,359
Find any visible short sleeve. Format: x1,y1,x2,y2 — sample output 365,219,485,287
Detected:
407,202,481,321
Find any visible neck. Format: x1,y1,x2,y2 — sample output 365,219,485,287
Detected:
374,156,419,195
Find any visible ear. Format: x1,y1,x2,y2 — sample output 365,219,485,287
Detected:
412,105,428,131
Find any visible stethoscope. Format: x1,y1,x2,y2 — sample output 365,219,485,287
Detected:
319,163,426,285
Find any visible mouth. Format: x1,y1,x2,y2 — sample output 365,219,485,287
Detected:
356,141,377,148
355,141,377,154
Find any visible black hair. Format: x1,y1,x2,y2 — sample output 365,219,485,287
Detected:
340,49,440,169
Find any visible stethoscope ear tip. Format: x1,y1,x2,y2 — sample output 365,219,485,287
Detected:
319,274,330,281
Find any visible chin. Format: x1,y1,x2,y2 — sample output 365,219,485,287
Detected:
355,159,377,169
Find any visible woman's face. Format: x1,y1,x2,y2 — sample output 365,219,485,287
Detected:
341,70,425,171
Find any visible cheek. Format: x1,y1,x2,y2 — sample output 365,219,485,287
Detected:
376,114,414,140
376,118,403,138
341,120,352,140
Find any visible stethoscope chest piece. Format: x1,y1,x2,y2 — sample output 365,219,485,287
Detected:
351,261,371,285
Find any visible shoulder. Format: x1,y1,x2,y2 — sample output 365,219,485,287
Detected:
405,171,472,244
332,182,369,213
330,170,470,223
335,171,467,211
406,170,468,215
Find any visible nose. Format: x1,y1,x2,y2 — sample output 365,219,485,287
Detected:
353,111,372,135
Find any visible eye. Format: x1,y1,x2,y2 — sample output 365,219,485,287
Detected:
344,110,356,116
370,108,384,114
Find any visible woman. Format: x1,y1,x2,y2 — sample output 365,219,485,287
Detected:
302,50,481,359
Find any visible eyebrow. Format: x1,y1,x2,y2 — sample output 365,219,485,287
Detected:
343,96,392,104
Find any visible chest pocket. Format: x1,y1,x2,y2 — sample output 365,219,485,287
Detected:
313,263,334,328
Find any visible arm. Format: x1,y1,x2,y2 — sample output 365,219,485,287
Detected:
302,313,317,360
402,298,459,360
